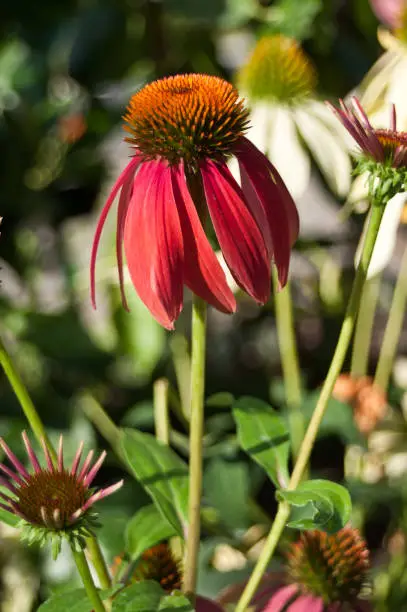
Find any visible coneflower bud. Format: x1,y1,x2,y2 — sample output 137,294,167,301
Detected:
0,432,123,559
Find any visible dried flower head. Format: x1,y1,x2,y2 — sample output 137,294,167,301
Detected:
333,374,388,434
238,35,317,105
133,543,182,592
91,73,299,329
0,433,123,558
329,97,407,203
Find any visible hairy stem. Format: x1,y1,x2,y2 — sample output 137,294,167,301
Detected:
72,548,106,612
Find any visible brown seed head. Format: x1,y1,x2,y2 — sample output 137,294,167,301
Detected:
287,528,370,604
133,543,182,592
123,74,249,166
17,470,88,529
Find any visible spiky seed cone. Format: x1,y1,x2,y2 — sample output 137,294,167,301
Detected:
287,528,370,604
133,543,182,593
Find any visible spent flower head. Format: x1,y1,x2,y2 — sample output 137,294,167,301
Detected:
91,73,299,329
0,432,123,558
330,97,407,204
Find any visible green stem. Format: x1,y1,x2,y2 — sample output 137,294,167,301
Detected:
170,334,191,421
273,276,303,460
87,535,112,590
0,333,56,462
79,393,123,460
350,274,382,377
72,548,106,612
154,378,170,445
375,245,407,390
182,296,207,597
235,201,386,612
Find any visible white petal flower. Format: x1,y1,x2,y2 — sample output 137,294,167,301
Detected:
355,192,407,278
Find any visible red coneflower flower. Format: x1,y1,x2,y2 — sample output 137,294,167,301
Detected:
91,74,299,329
0,432,123,558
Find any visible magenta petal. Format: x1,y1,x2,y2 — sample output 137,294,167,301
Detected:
170,163,236,314
90,154,142,308
290,594,324,612
124,160,184,329
200,159,270,303
263,585,298,611
236,137,299,288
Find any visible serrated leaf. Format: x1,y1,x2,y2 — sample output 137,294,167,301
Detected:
112,581,164,611
125,504,176,560
121,429,189,537
233,396,290,487
276,479,352,533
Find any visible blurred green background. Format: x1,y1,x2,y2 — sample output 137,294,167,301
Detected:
1,0,407,609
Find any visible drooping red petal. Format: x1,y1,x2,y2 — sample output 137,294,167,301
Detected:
170,163,236,314
116,175,134,311
200,159,270,304
124,160,184,329
90,154,142,308
235,136,299,289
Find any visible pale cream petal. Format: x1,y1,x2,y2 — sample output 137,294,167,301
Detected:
305,100,354,149
294,107,352,197
358,49,402,115
355,192,407,278
245,102,272,154
267,107,310,198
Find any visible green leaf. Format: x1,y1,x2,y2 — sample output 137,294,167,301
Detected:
299,391,362,445
204,458,250,529
121,429,189,537
205,392,235,408
0,506,19,527
158,592,194,612
276,480,352,533
112,581,163,611
38,588,117,611
125,504,176,560
232,397,290,487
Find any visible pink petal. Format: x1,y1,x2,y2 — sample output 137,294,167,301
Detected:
22,431,41,473
0,464,24,486
369,0,403,27
124,160,184,329
77,450,94,482
71,442,84,477
170,163,236,314
57,435,64,472
263,585,298,611
90,155,142,308
236,137,299,288
82,451,106,487
200,159,270,303
116,176,134,311
289,594,324,612
0,438,29,480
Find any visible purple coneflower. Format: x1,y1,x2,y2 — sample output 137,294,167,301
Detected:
91,73,299,329
329,97,407,203
0,432,123,558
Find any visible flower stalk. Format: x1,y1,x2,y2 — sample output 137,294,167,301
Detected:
0,333,56,463
72,548,106,612
235,200,386,612
154,378,170,445
375,244,407,390
182,295,207,597
273,276,303,460
351,273,382,377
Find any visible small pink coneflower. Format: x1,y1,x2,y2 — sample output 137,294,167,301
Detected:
0,432,123,558
91,74,299,329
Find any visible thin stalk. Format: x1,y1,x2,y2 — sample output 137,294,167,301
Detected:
375,245,407,390
79,393,123,459
170,334,191,421
154,378,170,445
87,535,112,591
0,333,56,461
351,274,382,377
72,548,106,612
235,202,386,612
182,296,207,597
273,276,303,460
